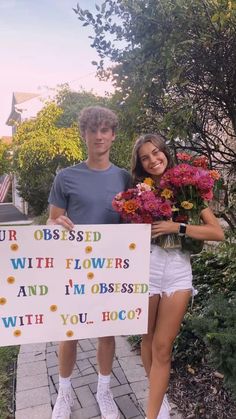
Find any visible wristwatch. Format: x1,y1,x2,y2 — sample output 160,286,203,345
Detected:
178,223,187,237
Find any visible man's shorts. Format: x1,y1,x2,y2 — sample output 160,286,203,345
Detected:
149,244,196,297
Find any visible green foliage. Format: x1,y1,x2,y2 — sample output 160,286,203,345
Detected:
191,294,236,396
0,141,11,175
174,233,236,396
75,0,236,178
174,314,207,365
127,334,142,349
33,209,49,225
55,84,109,128
13,102,83,215
191,243,236,309
0,346,19,417
110,133,134,170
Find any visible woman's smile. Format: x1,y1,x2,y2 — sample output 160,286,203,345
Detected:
138,142,168,178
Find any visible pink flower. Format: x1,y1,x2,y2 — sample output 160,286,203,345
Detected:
158,201,173,218
201,190,213,201
140,214,153,223
112,199,124,212
121,189,137,200
195,170,214,191
136,182,152,194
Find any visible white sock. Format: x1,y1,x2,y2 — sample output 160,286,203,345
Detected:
59,375,72,389
97,373,111,393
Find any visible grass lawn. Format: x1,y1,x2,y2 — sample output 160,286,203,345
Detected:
0,346,19,419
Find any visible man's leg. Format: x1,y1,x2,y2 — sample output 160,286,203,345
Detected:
52,340,78,419
96,336,119,419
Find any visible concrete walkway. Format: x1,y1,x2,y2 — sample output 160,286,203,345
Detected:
0,203,28,223
15,336,183,419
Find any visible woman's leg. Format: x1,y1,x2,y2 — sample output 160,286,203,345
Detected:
141,294,160,376
146,290,191,419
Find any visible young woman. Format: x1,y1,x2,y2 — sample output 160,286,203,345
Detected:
131,134,224,419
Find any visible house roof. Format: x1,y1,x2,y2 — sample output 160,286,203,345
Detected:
6,91,40,126
13,92,39,105
0,136,12,145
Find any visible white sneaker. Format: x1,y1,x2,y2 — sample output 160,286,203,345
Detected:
96,389,120,419
157,394,171,419
145,395,171,419
52,386,74,419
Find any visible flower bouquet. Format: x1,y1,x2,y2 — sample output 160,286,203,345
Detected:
160,152,221,254
112,178,181,249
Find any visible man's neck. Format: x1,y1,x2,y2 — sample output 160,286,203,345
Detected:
86,156,112,170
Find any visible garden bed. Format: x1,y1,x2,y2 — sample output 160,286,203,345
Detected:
169,360,236,419
0,346,19,419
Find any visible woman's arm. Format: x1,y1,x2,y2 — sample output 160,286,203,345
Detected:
151,207,224,242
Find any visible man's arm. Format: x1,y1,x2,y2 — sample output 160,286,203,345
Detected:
47,204,74,230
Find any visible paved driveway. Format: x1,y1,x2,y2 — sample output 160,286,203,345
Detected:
0,203,29,223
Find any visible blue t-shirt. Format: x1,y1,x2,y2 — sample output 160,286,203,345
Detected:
48,162,131,224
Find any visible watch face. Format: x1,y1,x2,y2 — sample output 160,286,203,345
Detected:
179,223,187,235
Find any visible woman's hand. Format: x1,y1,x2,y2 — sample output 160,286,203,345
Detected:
151,220,179,237
151,208,225,241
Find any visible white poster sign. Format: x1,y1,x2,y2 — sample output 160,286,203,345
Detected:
0,224,150,346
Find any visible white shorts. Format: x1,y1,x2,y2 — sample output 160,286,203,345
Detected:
149,244,196,297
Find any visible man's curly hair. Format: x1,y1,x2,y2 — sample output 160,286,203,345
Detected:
78,106,118,138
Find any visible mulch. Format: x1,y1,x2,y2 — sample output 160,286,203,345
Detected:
131,342,236,419
168,360,236,419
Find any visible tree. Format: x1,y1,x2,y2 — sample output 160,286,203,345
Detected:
55,84,109,128
0,141,11,176
13,102,83,215
74,0,236,173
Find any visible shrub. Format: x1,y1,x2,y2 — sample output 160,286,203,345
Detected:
174,232,236,397
191,294,236,397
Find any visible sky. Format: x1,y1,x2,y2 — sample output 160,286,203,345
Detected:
0,0,114,136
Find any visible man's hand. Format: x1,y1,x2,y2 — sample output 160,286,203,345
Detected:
47,215,74,230
47,205,74,230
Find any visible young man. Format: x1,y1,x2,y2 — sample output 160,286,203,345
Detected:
48,106,131,419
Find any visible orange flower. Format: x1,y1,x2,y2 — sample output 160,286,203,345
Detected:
129,243,136,250
123,199,139,213
85,246,93,253
177,152,192,161
87,272,94,280
144,177,155,187
66,330,74,338
50,305,58,312
192,156,209,169
209,170,221,180
13,329,21,337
